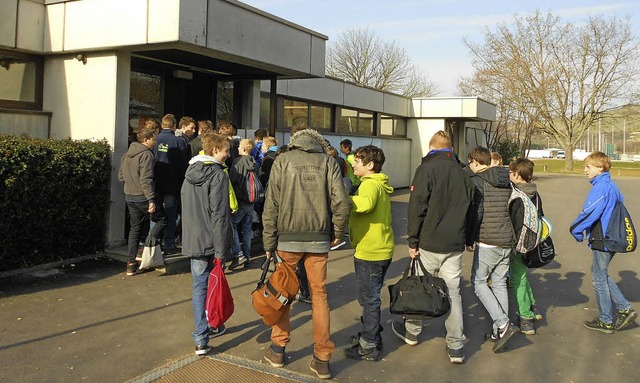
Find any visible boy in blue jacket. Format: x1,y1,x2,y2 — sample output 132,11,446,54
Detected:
570,151,637,333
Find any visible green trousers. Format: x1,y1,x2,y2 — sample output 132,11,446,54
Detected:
510,252,536,320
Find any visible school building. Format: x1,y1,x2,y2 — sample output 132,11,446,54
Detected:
0,0,495,247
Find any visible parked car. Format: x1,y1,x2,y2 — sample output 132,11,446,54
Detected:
557,150,566,159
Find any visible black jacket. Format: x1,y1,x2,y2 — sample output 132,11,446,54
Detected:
407,150,475,253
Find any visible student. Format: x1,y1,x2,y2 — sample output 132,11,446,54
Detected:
228,138,258,270
467,146,519,353
181,132,232,356
344,145,394,362
258,136,279,188
508,158,543,335
340,139,360,194
189,120,213,158
251,128,268,166
490,152,503,167
396,131,475,364
570,151,638,333
118,120,168,276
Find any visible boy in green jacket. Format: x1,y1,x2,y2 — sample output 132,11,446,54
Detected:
344,145,394,361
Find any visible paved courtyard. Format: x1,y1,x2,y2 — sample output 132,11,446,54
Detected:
1,173,639,382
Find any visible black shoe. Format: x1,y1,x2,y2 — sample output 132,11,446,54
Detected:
615,308,638,331
445,345,464,364
583,317,614,334
492,323,518,352
264,347,285,368
344,343,380,361
195,344,211,356
164,247,180,256
349,333,383,349
392,321,418,346
229,256,247,270
126,262,138,276
309,355,331,379
208,324,226,339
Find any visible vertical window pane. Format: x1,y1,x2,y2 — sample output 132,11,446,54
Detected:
0,61,37,103
395,118,407,136
358,112,373,135
217,81,234,123
310,104,331,130
380,115,393,136
338,108,358,133
259,93,270,131
283,99,308,130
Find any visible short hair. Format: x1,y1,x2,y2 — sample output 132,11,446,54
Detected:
179,116,196,129
239,138,255,153
217,120,233,136
161,114,176,130
263,136,277,148
290,117,308,135
143,118,160,133
326,146,338,158
354,145,385,173
340,139,352,150
585,151,611,172
254,128,267,140
509,158,535,182
137,125,157,143
230,123,238,135
202,132,228,156
468,146,491,166
197,120,213,134
429,130,451,150
491,152,503,166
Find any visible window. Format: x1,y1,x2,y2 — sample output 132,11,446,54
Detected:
337,108,375,135
282,98,332,131
380,114,407,137
0,50,43,110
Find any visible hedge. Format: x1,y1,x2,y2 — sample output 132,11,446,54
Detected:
0,135,112,271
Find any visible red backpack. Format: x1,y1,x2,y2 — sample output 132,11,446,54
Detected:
206,258,234,328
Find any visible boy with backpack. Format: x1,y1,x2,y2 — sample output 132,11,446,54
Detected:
570,151,638,333
508,158,544,335
229,138,259,270
344,145,394,362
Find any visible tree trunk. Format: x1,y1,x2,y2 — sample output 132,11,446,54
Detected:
564,144,574,171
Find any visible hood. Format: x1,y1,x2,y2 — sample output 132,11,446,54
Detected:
364,173,394,194
185,155,223,186
288,129,328,154
513,181,537,198
233,155,257,173
126,142,151,158
476,166,510,188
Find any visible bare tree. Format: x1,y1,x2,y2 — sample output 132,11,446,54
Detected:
327,27,439,97
463,11,639,170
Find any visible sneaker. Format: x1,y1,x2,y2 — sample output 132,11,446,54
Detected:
208,324,226,339
126,262,138,276
350,333,383,350
485,331,498,342
492,323,518,352
583,317,614,334
309,355,331,379
615,308,638,331
164,247,180,256
445,345,464,364
531,305,543,321
229,256,247,270
344,343,380,361
264,347,285,368
330,240,347,250
392,321,418,346
195,344,211,356
295,293,311,304
520,318,535,335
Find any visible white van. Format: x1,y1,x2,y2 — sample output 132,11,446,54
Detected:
557,150,566,159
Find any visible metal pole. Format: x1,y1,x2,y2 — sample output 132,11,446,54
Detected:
598,120,601,152
623,119,626,155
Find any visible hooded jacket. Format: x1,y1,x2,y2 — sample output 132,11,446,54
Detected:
118,142,156,202
229,155,258,204
468,166,515,247
154,128,188,196
349,173,395,261
262,129,350,253
570,171,623,247
407,149,475,253
180,154,232,259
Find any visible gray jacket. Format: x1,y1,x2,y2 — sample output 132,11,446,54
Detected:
118,142,156,202
180,155,232,259
262,129,350,253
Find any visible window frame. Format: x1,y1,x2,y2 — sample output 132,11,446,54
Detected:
0,50,43,110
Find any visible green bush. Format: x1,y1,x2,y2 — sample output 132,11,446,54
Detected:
493,140,521,165
0,135,111,271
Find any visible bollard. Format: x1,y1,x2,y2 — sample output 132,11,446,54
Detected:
544,165,548,172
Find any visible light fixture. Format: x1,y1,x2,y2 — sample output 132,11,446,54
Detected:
173,69,193,80
75,54,87,65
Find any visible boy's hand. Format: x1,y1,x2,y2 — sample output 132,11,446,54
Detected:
265,251,273,260
148,202,156,213
466,245,474,252
408,247,420,259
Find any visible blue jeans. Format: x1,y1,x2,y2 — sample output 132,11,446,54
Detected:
472,245,512,333
126,200,167,263
231,204,254,259
162,193,178,250
354,258,391,348
405,250,465,350
592,250,632,324
191,257,213,347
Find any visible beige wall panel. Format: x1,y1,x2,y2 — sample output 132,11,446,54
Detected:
284,78,345,105
379,138,412,187
420,98,463,118
148,0,180,43
178,0,206,46
16,0,45,51
343,84,383,111
42,54,118,144
383,93,409,116
208,1,312,73
63,0,147,50
407,119,444,175
44,3,64,52
0,0,18,48
309,35,326,77
0,112,49,138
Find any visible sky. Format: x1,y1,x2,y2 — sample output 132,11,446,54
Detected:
241,0,640,96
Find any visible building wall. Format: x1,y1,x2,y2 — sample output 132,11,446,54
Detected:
407,119,446,177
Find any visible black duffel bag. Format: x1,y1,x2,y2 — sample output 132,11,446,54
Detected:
388,257,450,318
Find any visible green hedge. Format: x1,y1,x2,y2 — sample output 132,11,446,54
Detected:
0,135,112,271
